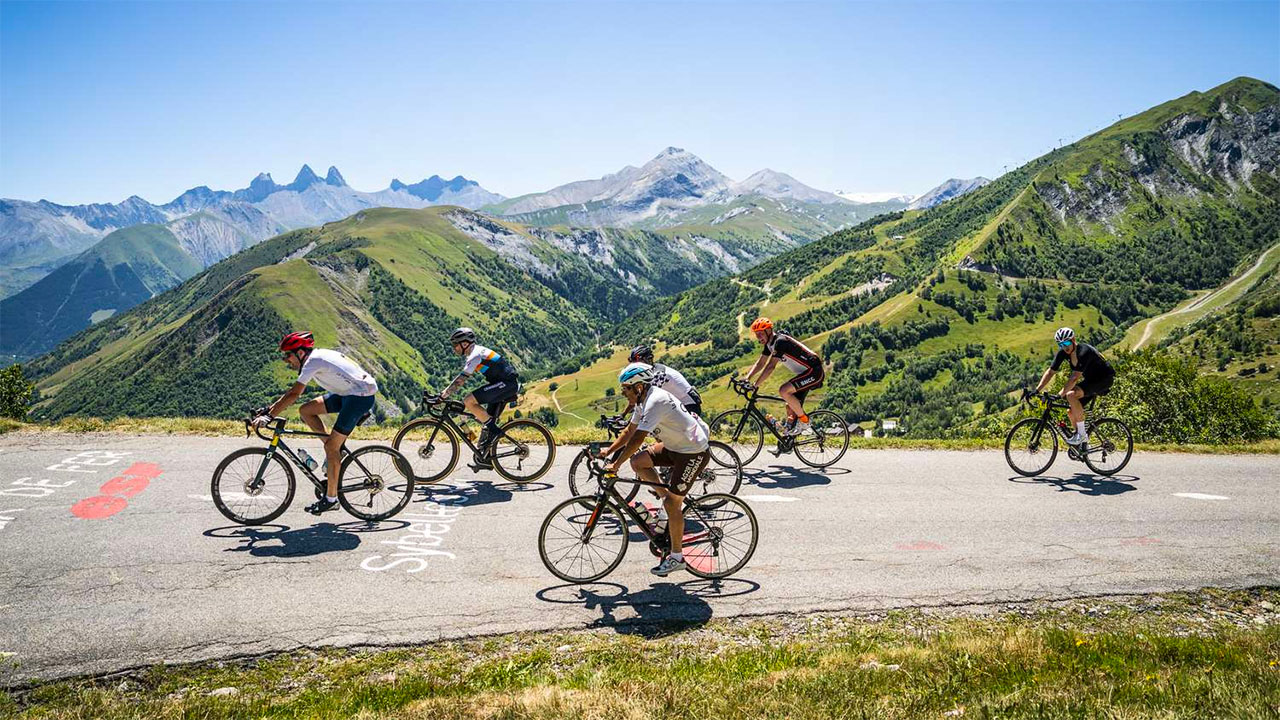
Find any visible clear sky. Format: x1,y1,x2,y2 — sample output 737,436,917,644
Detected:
2,0,1277,205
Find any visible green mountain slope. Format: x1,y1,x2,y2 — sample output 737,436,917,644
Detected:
0,225,202,361
529,77,1280,434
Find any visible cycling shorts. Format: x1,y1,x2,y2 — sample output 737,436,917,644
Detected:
645,446,711,496
323,392,376,435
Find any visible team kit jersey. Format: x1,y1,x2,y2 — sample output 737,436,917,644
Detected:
762,332,821,373
463,344,517,382
1051,342,1114,381
297,348,378,396
630,387,710,454
650,363,700,407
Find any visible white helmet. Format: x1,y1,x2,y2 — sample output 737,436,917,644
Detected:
618,362,655,386
1055,327,1075,343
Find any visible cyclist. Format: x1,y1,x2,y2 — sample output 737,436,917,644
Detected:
597,362,711,577
255,331,378,515
625,345,702,417
1032,327,1115,446
740,317,824,436
435,327,520,468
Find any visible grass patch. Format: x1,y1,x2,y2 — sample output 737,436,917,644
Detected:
5,589,1278,718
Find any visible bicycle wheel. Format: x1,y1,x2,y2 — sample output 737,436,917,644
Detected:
568,449,640,507
709,409,764,465
539,496,630,583
1084,417,1133,476
392,419,459,483
1004,418,1057,477
337,445,415,521
691,442,742,505
792,410,850,468
680,493,758,579
492,419,556,483
211,447,296,525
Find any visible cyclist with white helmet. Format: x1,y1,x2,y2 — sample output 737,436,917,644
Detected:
740,317,824,436
624,345,702,417
436,327,520,468
255,331,379,515
1033,327,1115,445
595,362,711,577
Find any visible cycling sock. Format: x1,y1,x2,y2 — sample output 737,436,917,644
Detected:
1075,421,1086,438
669,552,683,561
325,495,337,503
799,414,809,423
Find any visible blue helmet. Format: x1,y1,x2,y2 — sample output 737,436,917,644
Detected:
618,362,655,386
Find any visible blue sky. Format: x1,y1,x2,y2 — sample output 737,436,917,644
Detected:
2,0,1277,204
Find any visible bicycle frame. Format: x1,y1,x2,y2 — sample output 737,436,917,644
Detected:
416,399,525,462
247,418,372,494
1024,394,1106,459
577,448,712,550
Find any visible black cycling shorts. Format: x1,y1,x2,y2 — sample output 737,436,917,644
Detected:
787,364,825,404
1078,374,1115,399
683,402,703,418
472,378,519,418
646,446,711,496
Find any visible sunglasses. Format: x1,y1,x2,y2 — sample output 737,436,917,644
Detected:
1058,340,1073,348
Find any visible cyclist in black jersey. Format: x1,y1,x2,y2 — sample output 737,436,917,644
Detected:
436,327,520,467
740,317,824,436
1032,327,1115,445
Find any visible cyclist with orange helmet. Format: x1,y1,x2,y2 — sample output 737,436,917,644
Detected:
254,331,379,515
740,317,824,436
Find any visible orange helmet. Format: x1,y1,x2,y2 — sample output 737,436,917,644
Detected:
750,317,774,332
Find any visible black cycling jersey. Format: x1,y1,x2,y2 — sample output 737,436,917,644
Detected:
1052,342,1114,381
762,332,822,373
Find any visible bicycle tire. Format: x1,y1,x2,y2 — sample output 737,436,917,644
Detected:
392,418,459,483
1004,417,1057,477
492,419,556,483
693,442,742,508
568,449,640,507
709,409,765,465
792,410,850,468
211,447,296,525
1083,417,1133,476
539,496,630,583
680,493,758,579
336,445,415,521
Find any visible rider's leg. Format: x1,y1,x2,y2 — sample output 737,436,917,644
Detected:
464,393,490,424
778,382,803,422
1065,388,1087,442
299,395,329,435
322,428,349,499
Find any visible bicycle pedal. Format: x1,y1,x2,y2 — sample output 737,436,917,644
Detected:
467,461,493,472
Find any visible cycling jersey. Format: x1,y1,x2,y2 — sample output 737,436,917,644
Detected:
297,348,378,397
630,386,709,454
762,332,822,374
463,344,517,382
650,363,700,407
1052,342,1114,382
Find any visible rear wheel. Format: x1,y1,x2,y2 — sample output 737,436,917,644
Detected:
492,419,556,483
1005,418,1057,477
680,494,759,579
392,419,459,483
689,442,742,507
709,409,764,465
1083,417,1133,476
337,445,415,521
211,447,296,525
792,410,849,468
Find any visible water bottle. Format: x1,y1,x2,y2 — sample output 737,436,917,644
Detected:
631,500,654,531
297,449,319,472
653,507,668,536
765,414,778,429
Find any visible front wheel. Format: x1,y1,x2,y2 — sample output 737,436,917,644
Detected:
1083,417,1133,476
680,494,759,579
709,409,764,465
792,410,849,468
539,496,630,583
392,419,459,483
211,447,296,525
338,445,415,521
568,449,640,507
492,419,556,483
1005,418,1057,477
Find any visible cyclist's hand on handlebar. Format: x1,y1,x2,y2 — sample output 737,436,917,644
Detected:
251,414,272,428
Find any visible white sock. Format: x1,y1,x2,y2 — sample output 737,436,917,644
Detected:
656,507,668,521
326,495,337,503
669,552,683,561
1076,422,1086,438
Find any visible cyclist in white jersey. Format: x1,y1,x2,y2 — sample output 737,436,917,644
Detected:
627,345,702,416
255,331,378,515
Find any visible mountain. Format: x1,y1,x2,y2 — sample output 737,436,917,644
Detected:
0,166,504,299
838,191,915,204
907,177,991,210
732,169,851,204
523,77,1280,434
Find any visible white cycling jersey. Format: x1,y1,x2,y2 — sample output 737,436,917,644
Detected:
650,363,698,406
630,386,709,454
297,348,378,397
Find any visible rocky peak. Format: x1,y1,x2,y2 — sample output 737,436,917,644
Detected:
324,166,347,187
287,164,322,192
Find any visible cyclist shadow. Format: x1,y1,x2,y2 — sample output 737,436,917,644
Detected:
745,465,833,490
1008,473,1141,496
203,520,407,557
416,479,553,507
535,578,759,637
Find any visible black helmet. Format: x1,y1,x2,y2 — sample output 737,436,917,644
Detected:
629,345,654,364
449,327,477,345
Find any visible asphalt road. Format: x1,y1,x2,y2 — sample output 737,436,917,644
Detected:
0,431,1276,686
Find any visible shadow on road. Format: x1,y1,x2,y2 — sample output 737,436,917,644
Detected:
745,464,833,490
535,578,759,637
412,480,553,507
204,519,409,557
1008,473,1141,496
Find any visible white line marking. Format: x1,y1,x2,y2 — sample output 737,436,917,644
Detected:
189,494,279,502
739,494,797,503
1173,493,1230,501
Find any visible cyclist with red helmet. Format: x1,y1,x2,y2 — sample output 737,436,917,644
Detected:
255,331,379,515
740,317,824,436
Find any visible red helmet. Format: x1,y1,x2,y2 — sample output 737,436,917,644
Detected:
279,331,315,352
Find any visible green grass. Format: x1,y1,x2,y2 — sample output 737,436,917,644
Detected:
5,589,1278,719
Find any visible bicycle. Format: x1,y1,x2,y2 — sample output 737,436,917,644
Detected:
1004,390,1133,477
211,414,415,524
709,378,850,468
393,391,556,484
566,413,743,507
539,444,759,583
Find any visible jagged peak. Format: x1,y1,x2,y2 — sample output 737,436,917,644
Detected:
325,166,347,187
389,179,406,191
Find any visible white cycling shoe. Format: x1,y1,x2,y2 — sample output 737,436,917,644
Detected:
651,554,686,577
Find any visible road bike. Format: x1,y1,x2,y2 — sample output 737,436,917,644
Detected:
211,414,415,524
539,444,759,583
393,392,555,484
709,378,850,468
566,413,743,506
1004,390,1133,477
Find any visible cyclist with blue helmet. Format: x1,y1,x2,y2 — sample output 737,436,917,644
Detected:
1032,327,1115,445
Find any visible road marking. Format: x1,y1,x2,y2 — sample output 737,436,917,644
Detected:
190,493,279,502
739,494,797,503
895,541,947,551
1173,493,1230,501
